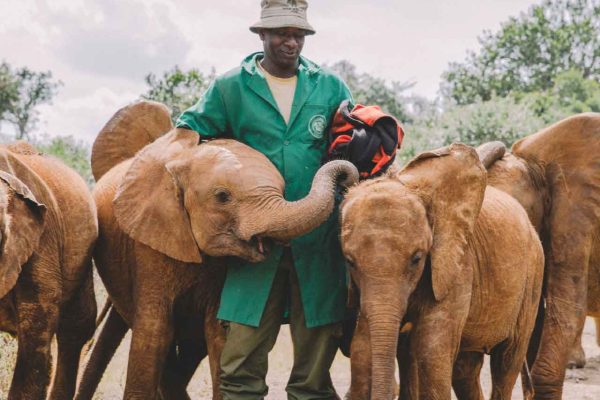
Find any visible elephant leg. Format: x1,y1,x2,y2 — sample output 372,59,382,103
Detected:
159,315,207,400
397,330,412,400
204,306,225,400
158,343,195,400
49,267,97,400
531,238,591,400
124,299,174,400
176,329,207,387
489,339,529,400
451,351,484,400
409,324,459,399
75,305,129,400
348,312,370,400
10,277,60,400
596,317,600,346
566,321,586,369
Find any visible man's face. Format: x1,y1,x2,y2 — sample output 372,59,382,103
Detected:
259,27,306,70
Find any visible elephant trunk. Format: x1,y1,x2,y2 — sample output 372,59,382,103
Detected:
240,160,358,241
364,292,405,399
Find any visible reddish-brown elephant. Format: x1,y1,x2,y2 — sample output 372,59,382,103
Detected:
340,143,543,399
75,101,358,399
0,142,97,399
477,112,600,399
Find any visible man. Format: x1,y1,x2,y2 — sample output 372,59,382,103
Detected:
176,1,352,398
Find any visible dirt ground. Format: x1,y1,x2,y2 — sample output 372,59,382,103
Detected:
89,317,600,399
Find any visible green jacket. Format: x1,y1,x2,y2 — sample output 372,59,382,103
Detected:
177,52,352,328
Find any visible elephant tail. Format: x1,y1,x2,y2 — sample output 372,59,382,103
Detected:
521,361,535,400
79,298,114,366
476,141,506,170
95,298,112,328
91,101,173,181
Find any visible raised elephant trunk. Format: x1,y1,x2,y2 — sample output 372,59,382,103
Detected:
240,160,358,241
364,294,405,400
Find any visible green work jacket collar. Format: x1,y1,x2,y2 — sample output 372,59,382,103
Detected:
240,52,320,76
241,52,321,129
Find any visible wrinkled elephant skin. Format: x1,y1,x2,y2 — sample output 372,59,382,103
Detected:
341,143,544,399
75,101,358,399
0,141,97,400
479,112,600,399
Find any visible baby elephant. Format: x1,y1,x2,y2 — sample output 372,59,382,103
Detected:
0,142,97,399
341,143,543,399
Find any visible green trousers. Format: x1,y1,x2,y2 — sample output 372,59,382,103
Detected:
219,249,341,400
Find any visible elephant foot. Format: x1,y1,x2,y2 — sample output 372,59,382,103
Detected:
566,344,586,369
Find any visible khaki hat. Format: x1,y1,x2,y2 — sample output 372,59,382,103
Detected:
250,0,316,35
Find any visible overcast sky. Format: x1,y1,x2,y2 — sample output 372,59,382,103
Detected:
0,0,542,144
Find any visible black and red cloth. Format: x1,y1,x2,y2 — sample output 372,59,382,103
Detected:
326,100,404,179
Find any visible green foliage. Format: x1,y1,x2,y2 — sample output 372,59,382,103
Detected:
0,63,18,120
437,96,546,147
396,98,445,164
0,63,61,140
141,65,214,123
35,135,93,186
328,60,414,123
407,70,600,154
398,96,544,166
523,69,600,122
442,0,600,105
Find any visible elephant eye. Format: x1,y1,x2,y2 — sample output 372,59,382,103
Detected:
410,251,423,267
214,189,231,204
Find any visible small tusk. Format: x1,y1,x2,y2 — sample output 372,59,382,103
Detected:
258,237,264,254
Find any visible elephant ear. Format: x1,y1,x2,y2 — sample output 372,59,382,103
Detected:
92,101,173,181
113,128,202,263
513,113,600,271
0,170,47,298
398,143,487,301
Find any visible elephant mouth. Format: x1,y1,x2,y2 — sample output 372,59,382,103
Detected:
250,235,274,256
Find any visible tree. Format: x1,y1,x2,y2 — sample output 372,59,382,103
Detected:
406,69,599,158
439,96,547,147
442,0,600,105
1,65,61,140
328,60,414,123
0,63,18,120
35,135,93,186
141,65,214,123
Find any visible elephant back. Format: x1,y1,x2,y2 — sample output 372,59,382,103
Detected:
91,101,173,181
3,141,41,156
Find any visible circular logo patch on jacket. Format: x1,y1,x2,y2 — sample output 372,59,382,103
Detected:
309,115,327,139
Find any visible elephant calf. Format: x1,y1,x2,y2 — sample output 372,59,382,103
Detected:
340,143,543,400
0,142,97,399
75,101,358,399
477,112,600,399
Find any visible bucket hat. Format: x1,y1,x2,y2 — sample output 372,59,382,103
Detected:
250,0,315,35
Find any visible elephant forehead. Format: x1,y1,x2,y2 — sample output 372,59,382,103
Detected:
203,146,242,167
237,169,285,193
207,139,268,163
183,154,281,201
342,189,427,238
205,141,283,182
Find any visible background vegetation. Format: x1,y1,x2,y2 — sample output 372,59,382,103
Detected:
0,0,597,394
